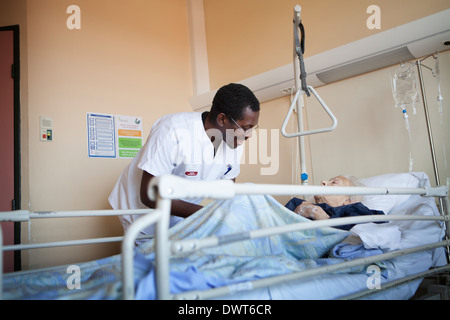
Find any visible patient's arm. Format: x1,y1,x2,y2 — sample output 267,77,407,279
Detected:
294,201,330,220
140,171,203,218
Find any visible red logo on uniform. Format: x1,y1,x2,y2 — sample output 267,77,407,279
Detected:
185,171,198,176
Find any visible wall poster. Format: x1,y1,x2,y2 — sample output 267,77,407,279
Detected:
115,115,143,159
87,113,116,158
87,113,143,159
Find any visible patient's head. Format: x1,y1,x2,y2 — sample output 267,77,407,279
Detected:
313,175,364,207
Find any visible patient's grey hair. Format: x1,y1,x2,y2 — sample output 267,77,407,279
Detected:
342,175,366,203
305,175,367,204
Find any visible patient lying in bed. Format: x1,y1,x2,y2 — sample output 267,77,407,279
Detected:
285,176,385,230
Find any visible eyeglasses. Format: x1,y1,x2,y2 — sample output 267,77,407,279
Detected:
228,116,259,135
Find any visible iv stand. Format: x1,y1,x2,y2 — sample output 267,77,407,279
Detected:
418,53,449,264
281,5,337,185
293,5,308,185
416,55,440,188
416,54,445,216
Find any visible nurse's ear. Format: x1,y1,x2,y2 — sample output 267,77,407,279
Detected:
216,113,227,127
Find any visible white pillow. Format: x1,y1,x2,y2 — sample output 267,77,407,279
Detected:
360,172,424,214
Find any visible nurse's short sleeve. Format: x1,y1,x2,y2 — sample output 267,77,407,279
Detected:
136,125,178,176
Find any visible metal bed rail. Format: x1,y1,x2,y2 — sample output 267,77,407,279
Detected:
1,175,448,300
121,174,450,300
173,240,450,300
0,208,153,300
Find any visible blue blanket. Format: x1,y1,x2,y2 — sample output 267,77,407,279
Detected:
134,194,352,299
4,195,354,300
285,198,385,230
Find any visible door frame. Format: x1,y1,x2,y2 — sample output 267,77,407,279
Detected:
0,25,21,270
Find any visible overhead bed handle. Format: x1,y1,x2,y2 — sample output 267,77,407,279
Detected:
281,85,338,138
283,4,337,138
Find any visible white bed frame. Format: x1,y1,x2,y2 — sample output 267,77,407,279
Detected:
121,175,450,300
0,209,153,299
1,175,449,300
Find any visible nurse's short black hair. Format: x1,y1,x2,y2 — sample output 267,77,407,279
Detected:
210,83,260,120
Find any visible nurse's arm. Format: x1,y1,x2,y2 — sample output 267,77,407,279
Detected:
140,171,203,218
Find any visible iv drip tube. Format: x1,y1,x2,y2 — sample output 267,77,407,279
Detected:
417,56,444,216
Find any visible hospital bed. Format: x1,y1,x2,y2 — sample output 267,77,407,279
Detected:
1,171,449,300
2,5,449,301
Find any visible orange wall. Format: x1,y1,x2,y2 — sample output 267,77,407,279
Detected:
203,0,450,199
0,0,449,269
204,0,450,89
1,0,194,268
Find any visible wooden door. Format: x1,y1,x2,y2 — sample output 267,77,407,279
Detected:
0,27,19,272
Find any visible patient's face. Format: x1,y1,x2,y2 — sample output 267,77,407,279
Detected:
321,176,351,187
313,176,352,207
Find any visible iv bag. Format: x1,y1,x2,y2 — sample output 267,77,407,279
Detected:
435,52,444,116
391,63,419,113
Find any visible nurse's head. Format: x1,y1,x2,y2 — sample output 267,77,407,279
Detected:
208,83,260,149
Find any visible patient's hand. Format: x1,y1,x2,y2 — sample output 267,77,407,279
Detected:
294,202,329,220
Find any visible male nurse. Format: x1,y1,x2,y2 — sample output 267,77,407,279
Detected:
108,83,260,241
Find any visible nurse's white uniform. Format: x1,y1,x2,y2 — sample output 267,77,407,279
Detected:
108,112,243,240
